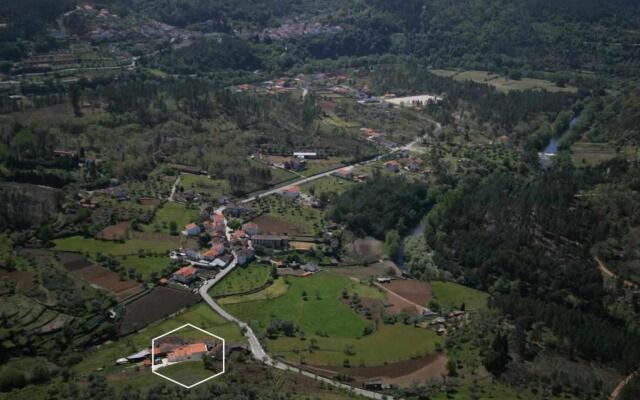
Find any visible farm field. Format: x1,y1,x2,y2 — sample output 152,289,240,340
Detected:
142,202,199,234
430,281,489,311
74,265,144,301
96,221,130,240
218,277,289,305
269,323,443,367
224,272,383,338
300,157,346,177
252,196,325,236
382,279,432,306
52,236,175,256
156,361,219,386
180,173,229,198
430,69,577,93
300,176,355,196
209,263,272,297
116,255,171,281
222,271,442,368
570,142,622,167
247,158,299,185
76,303,243,373
328,262,398,281
119,286,201,335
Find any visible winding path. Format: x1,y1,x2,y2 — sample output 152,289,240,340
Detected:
168,175,181,202
595,256,637,288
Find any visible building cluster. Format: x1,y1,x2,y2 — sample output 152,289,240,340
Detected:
360,127,397,149
384,156,429,174
258,21,342,41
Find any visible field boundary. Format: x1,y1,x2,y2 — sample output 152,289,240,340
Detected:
210,279,273,300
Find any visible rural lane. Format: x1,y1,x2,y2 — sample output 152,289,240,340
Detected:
169,175,181,202
200,174,400,398
195,135,445,399
199,275,390,399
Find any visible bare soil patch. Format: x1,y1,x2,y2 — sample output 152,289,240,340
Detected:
383,290,419,315
328,262,398,281
0,270,35,291
139,197,161,206
55,251,93,271
97,221,129,240
384,280,432,306
119,286,200,335
130,231,180,243
75,265,143,301
351,237,383,263
252,214,302,235
309,353,447,388
320,100,337,112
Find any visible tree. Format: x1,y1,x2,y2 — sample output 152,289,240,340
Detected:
169,221,178,235
483,332,511,376
447,359,458,377
202,354,216,371
384,230,401,261
69,84,82,117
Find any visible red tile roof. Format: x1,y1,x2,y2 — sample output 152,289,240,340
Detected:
174,266,197,277
283,185,300,193
167,343,208,361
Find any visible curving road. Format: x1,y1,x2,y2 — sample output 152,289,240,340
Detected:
195,129,443,398
199,272,390,399
198,157,407,397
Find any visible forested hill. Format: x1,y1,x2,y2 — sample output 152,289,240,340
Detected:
364,0,640,74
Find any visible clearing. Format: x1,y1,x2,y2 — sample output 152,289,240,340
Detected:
430,69,577,93
430,281,489,311
209,263,272,297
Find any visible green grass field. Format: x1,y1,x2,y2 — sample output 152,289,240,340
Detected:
256,196,326,235
430,281,489,311
52,236,175,257
224,272,382,338
180,173,229,198
223,272,437,367
269,323,442,366
117,255,171,281
219,277,290,305
209,263,272,297
74,304,243,374
430,69,577,93
300,157,346,177
156,360,218,386
300,176,355,196
142,202,199,234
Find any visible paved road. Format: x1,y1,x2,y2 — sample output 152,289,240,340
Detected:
239,152,392,205
201,198,394,399
199,277,389,399
195,135,448,398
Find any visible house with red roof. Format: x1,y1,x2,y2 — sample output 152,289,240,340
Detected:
242,222,259,236
182,223,201,237
172,266,198,284
232,230,248,242
201,243,225,261
280,185,301,199
167,343,208,363
335,167,353,180
385,160,400,173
